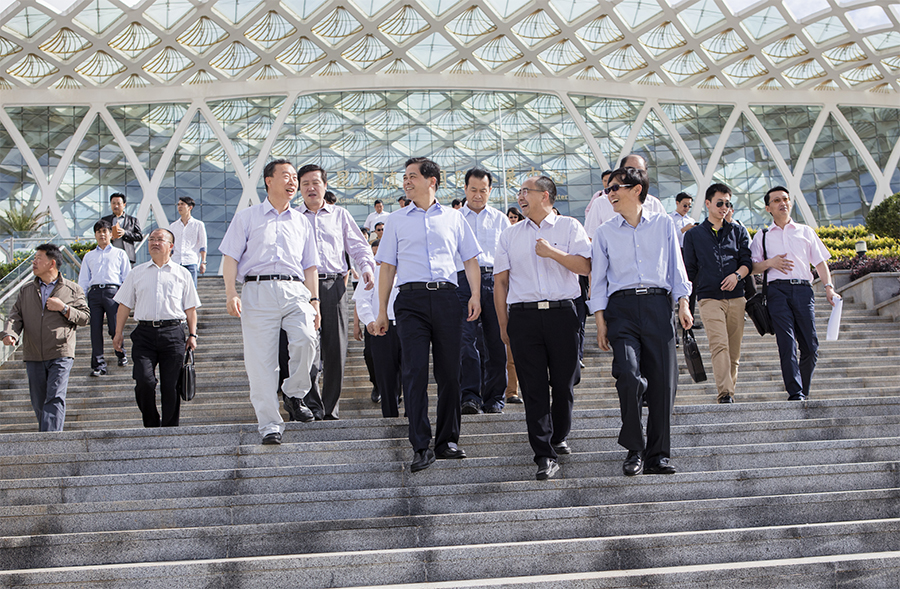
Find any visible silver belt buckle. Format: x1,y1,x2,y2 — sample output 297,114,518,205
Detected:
537,301,550,310
790,278,802,284
635,288,648,295
426,281,440,291
151,320,162,327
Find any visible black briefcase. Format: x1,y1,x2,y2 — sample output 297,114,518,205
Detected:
745,292,775,336
682,328,707,383
177,349,196,401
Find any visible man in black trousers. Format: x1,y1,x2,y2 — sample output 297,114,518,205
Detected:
494,175,592,481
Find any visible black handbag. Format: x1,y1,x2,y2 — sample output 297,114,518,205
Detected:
682,328,707,383
745,229,775,336
177,349,196,401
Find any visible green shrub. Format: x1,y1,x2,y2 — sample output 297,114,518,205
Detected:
866,192,900,240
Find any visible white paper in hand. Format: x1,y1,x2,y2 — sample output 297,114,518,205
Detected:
826,294,843,341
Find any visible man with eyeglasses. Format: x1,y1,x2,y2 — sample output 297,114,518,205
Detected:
374,157,482,473
589,166,692,477
113,228,200,428
583,154,666,236
682,184,752,404
494,176,591,481
220,159,321,444
750,186,835,401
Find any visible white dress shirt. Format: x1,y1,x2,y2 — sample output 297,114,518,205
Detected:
354,263,398,324
364,210,391,231
78,244,131,291
170,216,208,266
750,218,830,282
584,192,666,237
455,204,510,271
493,214,591,305
219,199,319,283
670,211,696,248
114,260,201,321
296,202,375,277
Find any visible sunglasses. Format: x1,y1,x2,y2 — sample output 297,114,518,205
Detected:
714,201,733,208
607,183,635,193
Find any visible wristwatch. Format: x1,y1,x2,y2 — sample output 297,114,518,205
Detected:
61,304,69,316
188,334,198,339
824,283,834,289
733,272,742,280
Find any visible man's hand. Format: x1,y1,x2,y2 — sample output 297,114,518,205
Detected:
595,313,609,352
366,321,379,336
199,262,207,275
678,297,694,330
467,297,481,322
111,224,124,240
825,285,836,307
45,296,65,313
311,301,321,331
362,271,375,290
226,294,242,318
2,335,16,346
353,318,363,341
535,238,558,259
720,273,739,292
499,324,509,346
113,332,124,353
769,254,794,273
374,312,389,336
186,335,197,351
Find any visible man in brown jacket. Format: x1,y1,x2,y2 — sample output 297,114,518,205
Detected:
2,243,89,431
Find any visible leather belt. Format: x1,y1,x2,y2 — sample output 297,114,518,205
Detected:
771,279,811,287
318,273,344,280
244,275,302,283
90,284,119,290
138,320,183,327
398,281,456,292
611,287,669,298
509,299,574,310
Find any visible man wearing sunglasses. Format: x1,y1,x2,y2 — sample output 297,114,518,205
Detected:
589,166,692,477
682,184,752,404
583,154,666,237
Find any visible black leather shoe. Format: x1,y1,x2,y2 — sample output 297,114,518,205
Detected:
788,394,808,401
552,440,571,455
484,404,503,414
536,457,559,480
623,451,643,476
718,396,734,404
90,369,107,377
117,358,128,367
506,394,523,404
461,401,482,415
370,387,380,404
645,457,676,475
284,395,314,423
262,432,282,445
436,446,466,459
312,411,325,421
410,448,435,472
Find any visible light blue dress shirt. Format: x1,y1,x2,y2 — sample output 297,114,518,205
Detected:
78,244,131,292
454,204,510,271
375,200,481,286
589,210,692,313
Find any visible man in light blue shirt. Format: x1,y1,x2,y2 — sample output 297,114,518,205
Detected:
589,166,693,477
78,219,131,376
456,168,510,416
374,157,482,473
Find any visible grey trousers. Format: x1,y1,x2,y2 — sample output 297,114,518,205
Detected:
26,357,74,432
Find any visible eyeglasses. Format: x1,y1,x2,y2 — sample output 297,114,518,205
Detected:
517,187,544,196
607,184,635,193
714,201,733,208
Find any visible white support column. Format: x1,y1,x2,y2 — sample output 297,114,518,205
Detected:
559,92,609,171
830,107,890,209
788,107,833,227
619,101,655,167
243,91,299,212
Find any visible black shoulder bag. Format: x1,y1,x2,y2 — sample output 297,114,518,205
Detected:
744,229,775,336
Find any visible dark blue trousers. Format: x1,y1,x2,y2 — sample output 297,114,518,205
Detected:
606,293,676,462
767,282,818,398
395,289,464,453
88,286,125,371
371,322,403,418
456,270,507,411
507,303,578,463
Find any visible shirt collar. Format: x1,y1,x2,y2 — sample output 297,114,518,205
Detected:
38,275,59,288
525,212,559,230
297,201,334,215
402,199,441,215
768,217,796,232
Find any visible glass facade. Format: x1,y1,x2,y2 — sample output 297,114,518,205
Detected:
1,91,899,270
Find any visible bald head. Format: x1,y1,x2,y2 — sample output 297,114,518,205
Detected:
618,154,647,171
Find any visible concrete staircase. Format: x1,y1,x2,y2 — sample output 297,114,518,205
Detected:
1,277,899,587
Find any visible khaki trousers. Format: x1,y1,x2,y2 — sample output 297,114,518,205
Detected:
698,297,746,400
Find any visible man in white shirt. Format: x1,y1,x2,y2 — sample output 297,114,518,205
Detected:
584,156,666,236
457,168,510,416
113,228,200,428
364,199,391,232
670,192,697,248
78,219,131,376
169,196,208,287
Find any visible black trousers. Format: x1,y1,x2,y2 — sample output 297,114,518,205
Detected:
456,270,507,411
130,324,184,427
507,302,579,463
606,293,676,462
371,322,403,418
768,282,817,398
88,286,126,371
395,289,464,453
363,330,378,395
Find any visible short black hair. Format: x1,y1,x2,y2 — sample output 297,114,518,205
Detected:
465,167,493,188
263,159,293,184
675,192,692,203
601,169,612,180
374,199,383,205
110,192,126,203
533,175,557,204
374,222,384,230
609,167,649,202
705,183,732,202
451,199,462,207
405,157,441,190
765,186,790,206
371,239,381,248
93,219,113,233
324,191,336,204
298,164,327,183
617,153,648,170
35,243,61,268
178,196,195,208
506,206,523,221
